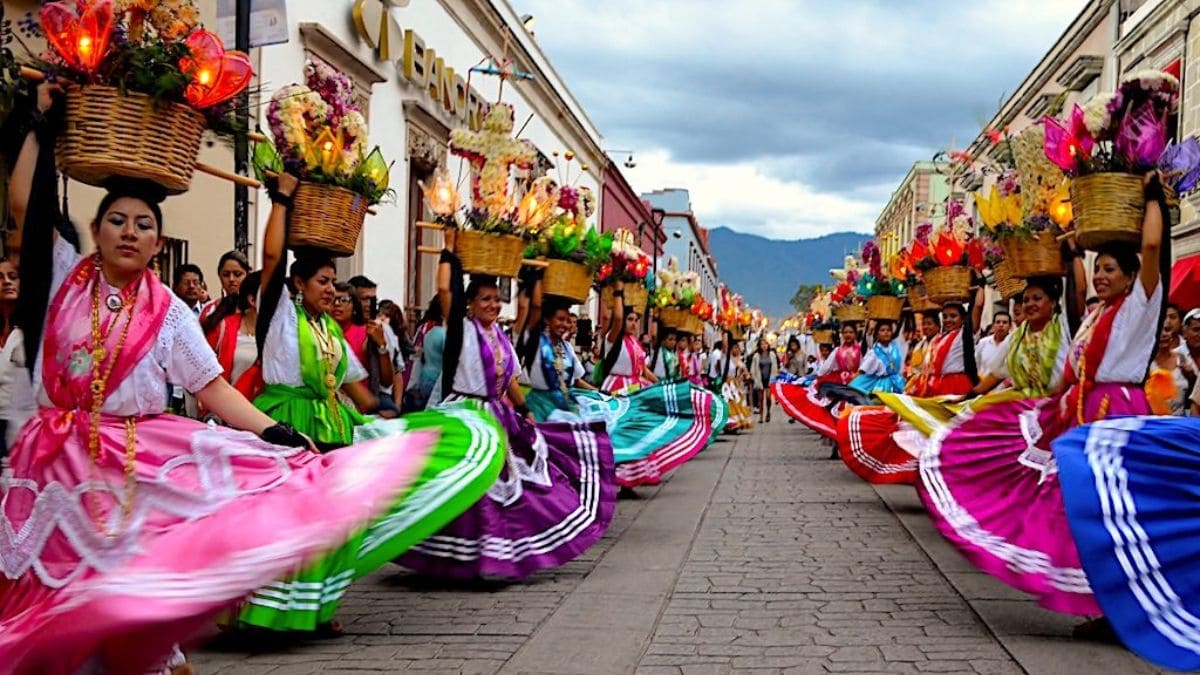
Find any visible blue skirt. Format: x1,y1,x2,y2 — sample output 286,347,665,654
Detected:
1055,416,1200,671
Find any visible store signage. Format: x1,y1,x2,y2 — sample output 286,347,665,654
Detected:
352,0,488,130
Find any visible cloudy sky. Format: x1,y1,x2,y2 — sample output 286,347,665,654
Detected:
512,0,1087,240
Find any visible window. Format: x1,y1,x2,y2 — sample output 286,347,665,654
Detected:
153,237,190,287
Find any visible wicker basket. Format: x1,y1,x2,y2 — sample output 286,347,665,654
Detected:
834,304,867,323
288,182,370,256
993,260,1027,300
659,307,693,332
57,85,207,195
455,230,526,278
866,295,904,321
1070,172,1144,251
1001,231,1065,278
812,329,835,344
923,266,971,304
685,314,704,335
542,259,591,303
601,283,649,311
730,325,746,341
908,284,939,312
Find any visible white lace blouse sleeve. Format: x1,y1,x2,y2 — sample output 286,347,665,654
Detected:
816,351,838,376
163,299,223,394
261,293,301,387
570,344,586,381
859,350,887,377
49,234,82,301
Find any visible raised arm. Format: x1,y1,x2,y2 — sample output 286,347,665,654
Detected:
1140,172,1166,298
605,281,625,344
260,173,298,289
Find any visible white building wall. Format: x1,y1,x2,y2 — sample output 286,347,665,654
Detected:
253,0,601,304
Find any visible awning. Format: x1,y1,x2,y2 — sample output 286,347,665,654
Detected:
1169,254,1200,310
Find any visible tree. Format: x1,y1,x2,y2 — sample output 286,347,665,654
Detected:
789,283,823,314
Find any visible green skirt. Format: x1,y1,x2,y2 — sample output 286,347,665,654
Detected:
237,402,505,630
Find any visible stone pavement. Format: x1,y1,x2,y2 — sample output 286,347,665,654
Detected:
194,421,1164,675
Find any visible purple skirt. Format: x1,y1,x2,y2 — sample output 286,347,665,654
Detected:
918,383,1149,616
399,397,617,581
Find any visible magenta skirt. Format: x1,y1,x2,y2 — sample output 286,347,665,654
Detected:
918,383,1148,616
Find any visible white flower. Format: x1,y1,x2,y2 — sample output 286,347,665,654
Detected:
1081,93,1115,137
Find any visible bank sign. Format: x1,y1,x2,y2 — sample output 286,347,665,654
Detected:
352,0,489,130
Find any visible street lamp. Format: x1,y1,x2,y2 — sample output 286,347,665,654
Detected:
605,149,637,169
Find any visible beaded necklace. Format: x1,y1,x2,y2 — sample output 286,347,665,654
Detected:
86,264,138,538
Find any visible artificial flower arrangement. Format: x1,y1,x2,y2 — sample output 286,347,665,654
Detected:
653,258,707,334
1044,70,1180,176
973,167,1067,279
1042,69,1190,249
33,0,250,112
652,257,701,310
255,59,391,205
28,0,253,193
449,102,541,238
597,228,651,285
906,199,984,304
524,178,609,268
856,240,905,321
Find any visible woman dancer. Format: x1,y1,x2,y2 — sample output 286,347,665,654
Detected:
849,319,907,396
650,328,682,382
571,282,725,487
395,247,615,580
522,295,596,421
235,174,506,633
919,174,1166,618
775,323,861,439
0,91,503,670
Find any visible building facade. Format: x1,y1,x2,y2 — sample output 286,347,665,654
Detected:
643,188,719,309
259,0,604,317
2,0,606,317
874,161,950,261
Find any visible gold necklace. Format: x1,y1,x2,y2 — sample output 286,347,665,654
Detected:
87,270,138,538
303,305,345,439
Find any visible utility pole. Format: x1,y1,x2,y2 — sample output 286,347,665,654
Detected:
233,0,252,254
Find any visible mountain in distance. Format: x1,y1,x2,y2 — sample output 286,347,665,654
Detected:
706,227,872,319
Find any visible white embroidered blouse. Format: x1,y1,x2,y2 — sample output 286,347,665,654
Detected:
32,237,223,416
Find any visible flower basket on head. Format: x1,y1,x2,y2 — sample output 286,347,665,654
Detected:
1001,231,1065,278
908,284,939,312
601,283,649,311
1069,172,1144,250
58,85,207,194
834,304,867,323
259,60,394,257
455,229,526,278
1042,71,1186,251
542,258,591,303
288,182,370,256
36,2,253,194
812,328,835,344
659,306,693,332
923,266,971,304
866,296,904,321
993,260,1026,300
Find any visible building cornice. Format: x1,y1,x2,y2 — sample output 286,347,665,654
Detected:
966,0,1114,157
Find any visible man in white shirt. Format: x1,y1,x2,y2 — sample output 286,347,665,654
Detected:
975,311,1012,378
1176,309,1200,389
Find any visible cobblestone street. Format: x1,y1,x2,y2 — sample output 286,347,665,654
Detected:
195,422,1163,675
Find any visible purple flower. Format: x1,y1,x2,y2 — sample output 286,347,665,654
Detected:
915,221,933,244
1160,137,1200,193
1115,102,1169,171
558,185,579,212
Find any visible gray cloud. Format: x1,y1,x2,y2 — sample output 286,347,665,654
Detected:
514,0,1085,235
